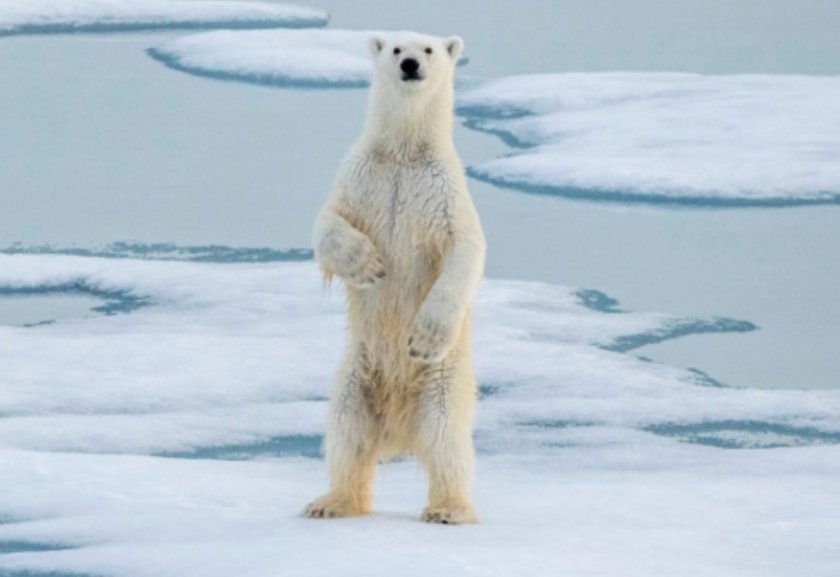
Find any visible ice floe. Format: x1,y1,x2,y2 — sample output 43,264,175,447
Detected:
1,448,838,577
457,73,840,206
142,32,840,206
0,0,328,36
149,28,374,88
0,249,838,576
1,242,312,263
148,29,469,88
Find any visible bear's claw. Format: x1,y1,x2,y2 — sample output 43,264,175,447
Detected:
304,504,336,518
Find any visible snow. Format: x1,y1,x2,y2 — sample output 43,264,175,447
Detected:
0,0,328,36
143,33,840,206
1,249,839,576
149,28,375,88
457,73,840,206
1,449,838,577
147,29,469,88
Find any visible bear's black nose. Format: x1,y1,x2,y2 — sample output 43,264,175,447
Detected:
400,58,420,75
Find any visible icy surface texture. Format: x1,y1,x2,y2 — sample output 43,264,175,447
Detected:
0,0,328,36
148,29,469,88
0,250,838,576
457,73,840,206
143,36,840,206
1,242,312,263
149,29,377,88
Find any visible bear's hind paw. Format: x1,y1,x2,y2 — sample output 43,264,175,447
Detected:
421,503,477,525
303,494,369,519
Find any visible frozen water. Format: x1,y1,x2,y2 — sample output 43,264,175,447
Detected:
148,29,469,88
1,449,838,577
0,0,328,36
149,29,378,88
1,242,313,264
2,3,840,572
0,293,103,328
0,251,839,576
457,73,840,206
143,33,840,205
0,283,150,318
1,250,799,431
0,244,312,326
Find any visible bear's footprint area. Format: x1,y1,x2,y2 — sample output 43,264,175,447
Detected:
303,495,477,525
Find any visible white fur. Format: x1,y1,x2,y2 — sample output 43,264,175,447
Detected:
304,33,485,524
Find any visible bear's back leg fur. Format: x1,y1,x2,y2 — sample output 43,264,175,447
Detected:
304,332,478,523
413,332,478,524
303,344,382,518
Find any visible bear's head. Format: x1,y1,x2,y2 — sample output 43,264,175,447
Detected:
368,33,463,96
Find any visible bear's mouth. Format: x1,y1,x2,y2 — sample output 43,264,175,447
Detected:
401,73,424,82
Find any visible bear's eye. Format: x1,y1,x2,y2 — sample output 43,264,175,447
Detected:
393,47,401,55
425,47,433,55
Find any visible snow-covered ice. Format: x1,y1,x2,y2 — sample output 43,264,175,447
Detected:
1,242,312,264
149,29,376,88
0,0,328,36
142,34,840,206
1,249,839,576
148,29,468,88
457,73,840,206
2,448,838,577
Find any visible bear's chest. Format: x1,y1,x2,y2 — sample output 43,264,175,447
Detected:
346,155,454,252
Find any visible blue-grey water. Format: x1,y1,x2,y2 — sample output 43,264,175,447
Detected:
0,294,102,327
1,1,839,389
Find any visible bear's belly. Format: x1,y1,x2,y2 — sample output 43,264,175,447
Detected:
341,157,452,366
347,242,440,338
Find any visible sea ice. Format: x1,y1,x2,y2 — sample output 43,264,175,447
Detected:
149,28,374,88
457,73,840,206
0,0,328,36
0,249,838,576
148,29,469,88
144,32,840,206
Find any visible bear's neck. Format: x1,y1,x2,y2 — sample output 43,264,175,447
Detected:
361,83,455,161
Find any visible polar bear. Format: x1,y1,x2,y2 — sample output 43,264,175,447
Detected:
303,33,486,525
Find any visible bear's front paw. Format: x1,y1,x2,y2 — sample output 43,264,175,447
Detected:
345,253,386,289
303,493,369,519
408,312,456,364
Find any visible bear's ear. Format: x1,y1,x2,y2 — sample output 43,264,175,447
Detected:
369,36,385,57
445,36,464,61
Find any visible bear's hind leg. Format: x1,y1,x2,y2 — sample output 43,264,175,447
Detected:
304,348,381,519
415,357,478,525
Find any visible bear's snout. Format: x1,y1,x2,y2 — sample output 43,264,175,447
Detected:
400,58,422,80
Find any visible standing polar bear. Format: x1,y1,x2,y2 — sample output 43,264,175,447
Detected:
304,33,486,524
